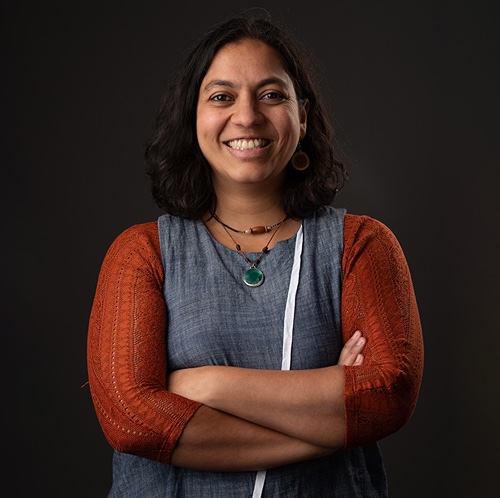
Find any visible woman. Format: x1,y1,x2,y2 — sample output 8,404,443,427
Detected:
87,10,424,498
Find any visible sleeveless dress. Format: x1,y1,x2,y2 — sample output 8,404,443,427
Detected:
108,206,387,498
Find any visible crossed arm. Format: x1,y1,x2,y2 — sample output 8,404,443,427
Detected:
87,216,423,471
168,333,366,471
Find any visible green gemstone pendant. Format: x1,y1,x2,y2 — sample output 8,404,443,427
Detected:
243,267,264,287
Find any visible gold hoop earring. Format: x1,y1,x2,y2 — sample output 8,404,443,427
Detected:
291,143,310,171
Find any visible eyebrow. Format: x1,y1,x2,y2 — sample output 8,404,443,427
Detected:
202,77,290,92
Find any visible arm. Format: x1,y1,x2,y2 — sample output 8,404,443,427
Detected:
169,366,345,448
168,215,423,448
170,331,366,469
341,214,424,446
168,331,367,450
87,223,358,469
170,406,334,471
87,223,201,464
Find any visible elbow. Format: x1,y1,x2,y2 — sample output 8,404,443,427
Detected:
95,407,173,464
344,363,423,447
106,431,170,464
377,367,422,435
88,378,202,464
89,384,174,464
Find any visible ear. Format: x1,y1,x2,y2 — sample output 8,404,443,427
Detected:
299,99,309,140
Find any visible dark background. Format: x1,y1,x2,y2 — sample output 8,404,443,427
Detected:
2,1,499,496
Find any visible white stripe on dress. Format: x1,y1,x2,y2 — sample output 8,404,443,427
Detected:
252,225,304,498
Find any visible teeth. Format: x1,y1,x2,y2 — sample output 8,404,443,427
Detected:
227,139,269,150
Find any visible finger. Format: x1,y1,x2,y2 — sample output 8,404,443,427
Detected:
343,337,366,363
344,330,361,346
338,332,366,366
353,353,364,366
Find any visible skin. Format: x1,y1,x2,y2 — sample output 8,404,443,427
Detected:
170,333,366,471
196,38,307,195
197,38,306,251
168,38,367,471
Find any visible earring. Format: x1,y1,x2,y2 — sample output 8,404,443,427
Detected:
291,143,310,171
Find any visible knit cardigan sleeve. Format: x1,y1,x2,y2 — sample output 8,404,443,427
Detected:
87,215,424,462
87,222,201,464
341,214,424,447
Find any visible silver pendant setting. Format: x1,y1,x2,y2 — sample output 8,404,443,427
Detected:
243,267,264,287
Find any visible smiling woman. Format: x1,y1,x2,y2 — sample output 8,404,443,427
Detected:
196,39,307,247
87,9,424,498
196,39,306,192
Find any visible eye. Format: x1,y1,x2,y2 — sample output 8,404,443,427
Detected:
261,91,286,102
209,93,233,102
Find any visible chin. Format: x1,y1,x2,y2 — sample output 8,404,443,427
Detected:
233,167,286,185
233,174,278,187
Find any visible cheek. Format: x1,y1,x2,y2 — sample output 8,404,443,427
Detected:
197,108,223,137
196,114,224,163
279,109,302,137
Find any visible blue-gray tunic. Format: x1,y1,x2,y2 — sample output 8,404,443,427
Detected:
108,206,387,498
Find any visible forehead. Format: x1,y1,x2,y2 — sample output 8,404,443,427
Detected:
201,38,291,87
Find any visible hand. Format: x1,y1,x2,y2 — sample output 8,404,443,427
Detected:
338,330,366,366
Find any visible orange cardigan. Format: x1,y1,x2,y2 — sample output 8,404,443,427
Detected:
87,213,423,463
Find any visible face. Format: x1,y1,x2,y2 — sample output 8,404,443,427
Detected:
196,38,307,190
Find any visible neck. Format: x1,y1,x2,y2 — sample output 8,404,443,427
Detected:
209,181,286,227
212,211,288,235
204,177,300,253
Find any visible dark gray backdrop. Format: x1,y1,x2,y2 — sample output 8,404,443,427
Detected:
2,1,499,497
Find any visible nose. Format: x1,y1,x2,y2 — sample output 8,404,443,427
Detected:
231,97,265,127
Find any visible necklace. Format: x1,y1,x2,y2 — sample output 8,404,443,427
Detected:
211,212,287,234
214,214,288,287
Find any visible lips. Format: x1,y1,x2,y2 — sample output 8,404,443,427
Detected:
225,138,270,150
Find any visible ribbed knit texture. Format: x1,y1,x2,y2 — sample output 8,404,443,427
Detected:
87,223,201,464
341,215,424,447
87,213,423,462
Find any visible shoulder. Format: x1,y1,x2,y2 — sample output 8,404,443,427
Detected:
306,206,346,234
342,213,408,275
309,208,399,248
113,220,158,240
101,221,162,277
108,221,159,248
312,205,346,222
344,213,401,249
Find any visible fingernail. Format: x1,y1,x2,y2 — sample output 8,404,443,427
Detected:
356,337,365,346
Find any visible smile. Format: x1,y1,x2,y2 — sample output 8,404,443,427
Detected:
226,139,270,150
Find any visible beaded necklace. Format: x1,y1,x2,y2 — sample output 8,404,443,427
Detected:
211,212,287,234
213,214,288,287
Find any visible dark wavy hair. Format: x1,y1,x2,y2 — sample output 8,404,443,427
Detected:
144,9,347,219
